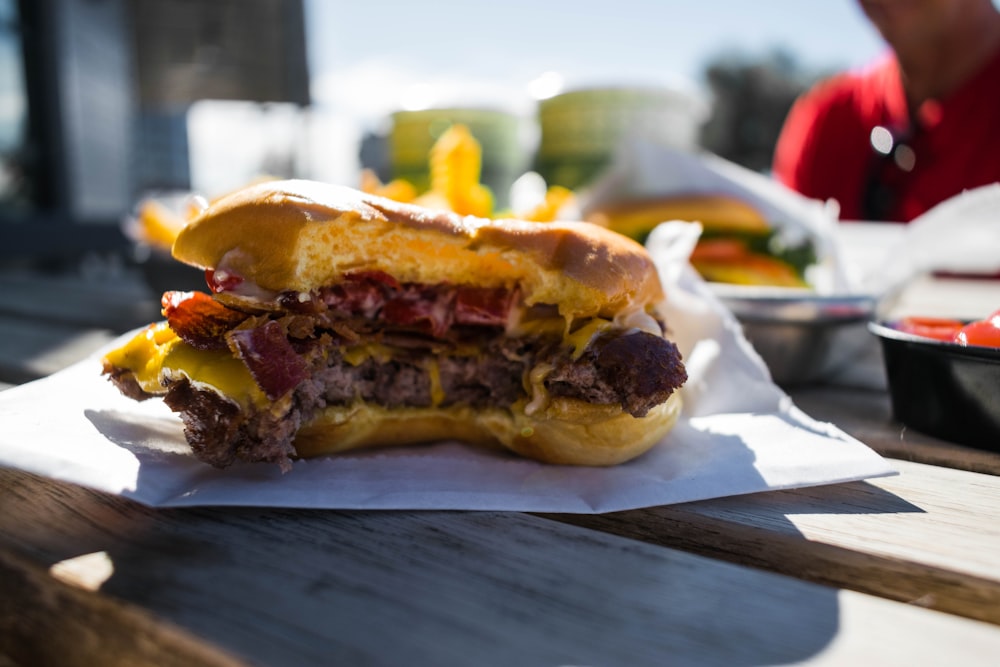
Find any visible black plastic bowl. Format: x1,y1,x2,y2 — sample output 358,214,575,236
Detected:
869,321,1000,451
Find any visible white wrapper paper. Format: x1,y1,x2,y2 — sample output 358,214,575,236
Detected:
581,141,850,293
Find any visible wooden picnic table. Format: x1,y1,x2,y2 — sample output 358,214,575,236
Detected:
1,253,999,666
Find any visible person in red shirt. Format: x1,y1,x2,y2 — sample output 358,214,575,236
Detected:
772,0,1000,222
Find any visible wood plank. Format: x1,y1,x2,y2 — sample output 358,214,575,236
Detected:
0,268,160,385
547,459,1000,626
2,467,1000,666
0,269,161,332
0,548,245,667
789,384,1000,476
0,316,117,384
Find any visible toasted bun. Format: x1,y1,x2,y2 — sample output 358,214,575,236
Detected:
292,393,682,466
172,180,664,319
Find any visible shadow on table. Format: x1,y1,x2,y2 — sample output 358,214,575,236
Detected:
543,477,926,664
0,462,933,666
42,401,915,664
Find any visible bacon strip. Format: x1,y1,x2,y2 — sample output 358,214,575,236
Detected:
228,320,309,400
382,287,455,338
163,291,250,350
165,276,519,401
321,280,386,317
454,286,515,327
344,270,401,290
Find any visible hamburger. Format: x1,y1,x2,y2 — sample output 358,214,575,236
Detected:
586,194,817,287
102,180,687,469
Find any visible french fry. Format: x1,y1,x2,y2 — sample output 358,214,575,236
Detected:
358,168,382,195
359,168,418,203
419,124,494,218
134,199,190,250
366,122,576,224
517,185,575,223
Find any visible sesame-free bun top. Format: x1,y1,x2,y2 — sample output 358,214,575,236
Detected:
172,180,665,319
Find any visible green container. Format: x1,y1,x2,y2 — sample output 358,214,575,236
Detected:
535,86,705,190
389,108,524,207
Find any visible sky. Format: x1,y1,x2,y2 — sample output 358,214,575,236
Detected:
304,0,890,127
192,1,895,197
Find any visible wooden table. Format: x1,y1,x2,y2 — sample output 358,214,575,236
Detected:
2,264,1000,666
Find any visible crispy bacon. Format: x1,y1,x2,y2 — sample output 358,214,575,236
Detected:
228,320,309,400
321,280,386,317
206,268,243,293
454,286,515,327
163,291,250,350
382,286,455,338
165,276,519,403
322,276,515,335
344,270,401,290
276,292,324,314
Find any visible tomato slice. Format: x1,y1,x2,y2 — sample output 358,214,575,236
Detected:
895,316,964,342
954,318,1000,348
690,238,751,262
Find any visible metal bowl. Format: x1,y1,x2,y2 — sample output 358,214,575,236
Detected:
715,286,877,386
869,321,1000,451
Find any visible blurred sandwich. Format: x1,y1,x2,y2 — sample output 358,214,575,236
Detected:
586,194,816,288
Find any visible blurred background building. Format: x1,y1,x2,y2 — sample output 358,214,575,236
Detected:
0,0,308,261
0,0,880,267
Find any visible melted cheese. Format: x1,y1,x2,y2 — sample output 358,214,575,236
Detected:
507,302,627,359
565,318,614,359
105,307,634,416
426,358,445,407
161,343,264,407
104,322,265,408
103,323,179,393
524,362,554,416
341,343,394,366
507,316,566,339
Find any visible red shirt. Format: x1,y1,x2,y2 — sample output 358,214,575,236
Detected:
772,45,1000,222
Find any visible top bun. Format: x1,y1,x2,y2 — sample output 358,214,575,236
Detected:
172,180,665,320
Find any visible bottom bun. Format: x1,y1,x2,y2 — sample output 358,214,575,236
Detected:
292,393,683,466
